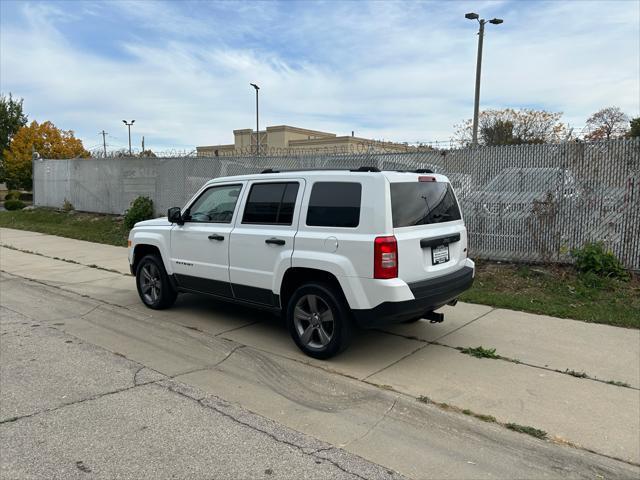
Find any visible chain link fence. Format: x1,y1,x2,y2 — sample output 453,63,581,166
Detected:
33,139,640,270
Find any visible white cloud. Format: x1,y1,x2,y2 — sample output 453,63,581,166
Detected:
1,0,638,151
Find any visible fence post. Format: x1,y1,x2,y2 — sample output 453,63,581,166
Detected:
31,146,37,206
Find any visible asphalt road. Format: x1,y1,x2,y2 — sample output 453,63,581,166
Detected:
1,269,638,479
0,302,405,479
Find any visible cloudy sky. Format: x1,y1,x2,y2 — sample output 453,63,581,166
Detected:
1,0,638,152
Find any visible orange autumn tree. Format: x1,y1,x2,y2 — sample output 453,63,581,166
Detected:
3,120,89,189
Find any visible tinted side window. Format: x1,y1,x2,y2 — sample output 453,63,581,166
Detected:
242,182,300,225
306,182,362,227
278,183,299,225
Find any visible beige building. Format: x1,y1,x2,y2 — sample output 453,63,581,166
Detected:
196,125,413,156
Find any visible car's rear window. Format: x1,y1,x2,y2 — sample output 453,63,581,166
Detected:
390,182,462,228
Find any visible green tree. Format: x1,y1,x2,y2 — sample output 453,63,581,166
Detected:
3,120,89,189
480,119,516,146
0,93,28,182
627,117,640,138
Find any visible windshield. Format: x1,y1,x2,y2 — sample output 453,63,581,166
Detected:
390,182,462,228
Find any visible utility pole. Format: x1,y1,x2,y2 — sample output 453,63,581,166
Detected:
250,83,260,155
465,13,503,145
100,130,108,157
142,136,145,152
122,120,135,156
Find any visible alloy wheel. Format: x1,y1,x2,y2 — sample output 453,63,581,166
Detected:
140,262,162,304
293,294,335,350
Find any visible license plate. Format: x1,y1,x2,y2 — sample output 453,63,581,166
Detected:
431,244,450,265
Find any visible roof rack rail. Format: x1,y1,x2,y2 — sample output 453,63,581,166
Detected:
393,168,434,174
350,166,380,172
262,167,382,174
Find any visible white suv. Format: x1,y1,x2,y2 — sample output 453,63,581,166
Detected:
128,168,475,358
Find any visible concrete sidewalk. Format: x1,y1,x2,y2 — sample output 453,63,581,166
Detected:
1,227,639,466
0,227,130,275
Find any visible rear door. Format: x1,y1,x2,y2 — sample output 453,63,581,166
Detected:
229,179,304,306
386,173,468,283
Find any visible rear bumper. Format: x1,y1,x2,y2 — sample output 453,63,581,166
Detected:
352,266,474,328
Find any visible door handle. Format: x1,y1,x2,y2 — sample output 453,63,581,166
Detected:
265,237,285,246
208,234,224,241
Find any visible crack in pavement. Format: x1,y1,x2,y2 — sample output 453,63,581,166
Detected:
214,320,262,337
132,365,146,386
1,315,390,480
0,380,158,426
372,309,637,391
153,378,385,480
212,344,245,370
187,395,373,480
0,244,129,277
0,269,132,313
362,309,497,382
1,367,380,477
345,397,399,448
430,307,496,343
2,261,638,470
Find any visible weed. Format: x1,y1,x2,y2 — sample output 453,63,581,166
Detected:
462,409,472,415
417,395,432,404
571,242,629,280
564,369,588,378
4,199,25,210
605,380,631,388
62,198,74,212
474,413,497,423
459,346,500,359
505,423,547,439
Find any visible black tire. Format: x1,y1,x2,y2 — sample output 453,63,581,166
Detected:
135,254,177,310
286,282,353,359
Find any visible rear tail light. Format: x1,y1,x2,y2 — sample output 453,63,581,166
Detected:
374,236,398,279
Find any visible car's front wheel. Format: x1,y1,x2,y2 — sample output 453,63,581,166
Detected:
286,283,353,359
135,254,177,309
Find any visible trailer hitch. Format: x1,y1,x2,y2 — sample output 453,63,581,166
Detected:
424,311,444,323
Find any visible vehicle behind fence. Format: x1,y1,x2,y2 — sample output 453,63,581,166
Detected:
33,139,640,270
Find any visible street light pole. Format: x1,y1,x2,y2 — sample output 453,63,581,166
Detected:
122,120,135,156
466,13,503,146
472,20,485,146
250,83,260,155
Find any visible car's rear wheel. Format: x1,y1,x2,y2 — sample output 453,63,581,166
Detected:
286,283,353,359
135,254,177,309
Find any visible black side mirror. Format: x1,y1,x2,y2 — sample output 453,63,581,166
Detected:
167,207,183,225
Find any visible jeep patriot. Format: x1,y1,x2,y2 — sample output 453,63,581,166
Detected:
128,168,475,358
